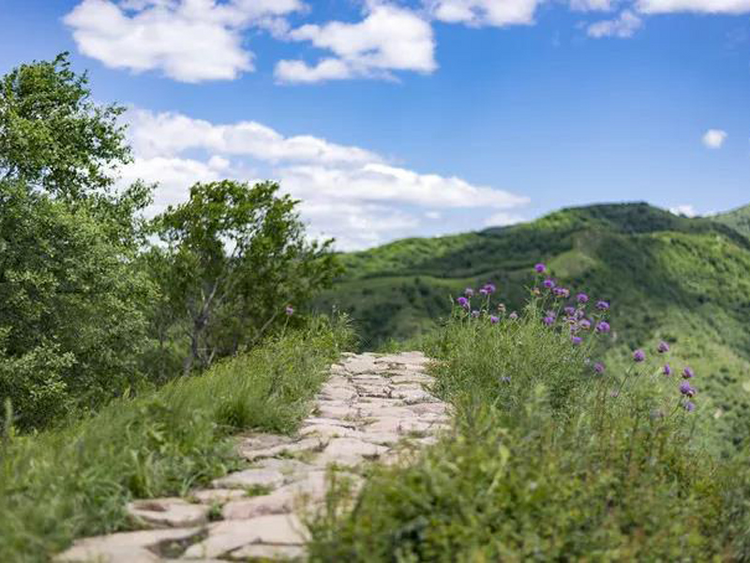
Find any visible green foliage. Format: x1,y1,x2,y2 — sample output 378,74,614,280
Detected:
308,298,750,561
149,180,342,376
0,317,353,562
715,203,750,239
0,181,154,429
0,52,130,200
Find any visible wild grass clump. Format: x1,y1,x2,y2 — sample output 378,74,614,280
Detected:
308,268,750,561
0,315,353,562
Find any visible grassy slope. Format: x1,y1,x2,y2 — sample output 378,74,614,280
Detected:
317,202,750,449
0,317,352,562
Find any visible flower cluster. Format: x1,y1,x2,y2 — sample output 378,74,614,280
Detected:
629,338,697,412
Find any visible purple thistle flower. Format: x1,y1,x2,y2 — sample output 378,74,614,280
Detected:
509,312,518,320
594,362,605,374
577,293,589,304
633,349,646,362
663,363,672,376
464,288,474,297
490,315,499,324
534,263,546,273
471,310,480,318
543,279,556,289
564,306,576,317
579,319,592,330
479,288,489,296
543,316,555,326
571,336,583,346
683,401,696,412
501,376,512,384
682,367,695,379
285,305,294,316
553,287,570,299
595,321,611,334
679,381,696,397
657,341,670,354
596,300,610,311
457,296,470,309
483,283,496,295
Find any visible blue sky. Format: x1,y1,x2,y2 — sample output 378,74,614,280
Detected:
1,0,748,249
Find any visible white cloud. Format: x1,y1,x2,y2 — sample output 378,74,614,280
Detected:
483,211,526,226
637,0,750,13
126,109,380,164
425,0,541,27
64,0,304,82
119,108,529,249
569,0,613,11
702,129,728,149
669,204,698,217
275,4,436,83
587,11,643,38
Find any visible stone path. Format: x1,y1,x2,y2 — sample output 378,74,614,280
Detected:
56,351,449,563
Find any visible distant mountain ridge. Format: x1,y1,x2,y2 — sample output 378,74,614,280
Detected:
318,201,750,451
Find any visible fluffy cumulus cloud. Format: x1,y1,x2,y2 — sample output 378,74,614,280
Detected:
425,0,541,26
637,0,750,12
669,204,698,217
587,11,643,38
64,0,305,82
119,109,529,249
702,129,728,149
275,4,436,83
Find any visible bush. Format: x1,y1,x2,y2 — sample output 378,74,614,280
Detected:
0,316,353,562
308,275,750,561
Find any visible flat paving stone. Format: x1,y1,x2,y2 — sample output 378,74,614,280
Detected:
127,498,210,529
211,468,285,490
227,543,306,560
182,515,307,559
191,489,247,504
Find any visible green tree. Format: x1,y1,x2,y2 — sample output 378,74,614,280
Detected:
151,180,342,375
0,54,154,429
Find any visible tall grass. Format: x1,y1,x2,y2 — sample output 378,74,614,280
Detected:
308,281,750,561
0,315,353,562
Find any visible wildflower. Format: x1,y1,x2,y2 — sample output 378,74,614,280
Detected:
564,306,576,317
471,310,480,319
543,316,555,326
657,341,670,353
553,287,570,299
595,321,610,334
571,336,583,346
577,293,589,304
663,363,672,376
682,367,695,379
594,362,605,374
679,382,696,397
683,401,696,412
596,300,610,311
543,279,556,289
457,296,470,309
579,319,591,330
483,283,497,295
464,288,474,297
479,288,489,296
501,376,512,383
633,349,646,362
490,315,499,324
534,263,546,273
509,312,519,320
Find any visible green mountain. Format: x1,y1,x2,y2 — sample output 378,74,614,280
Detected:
715,203,750,239
318,202,750,450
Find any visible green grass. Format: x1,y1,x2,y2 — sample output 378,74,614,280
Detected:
307,297,750,561
0,316,353,562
